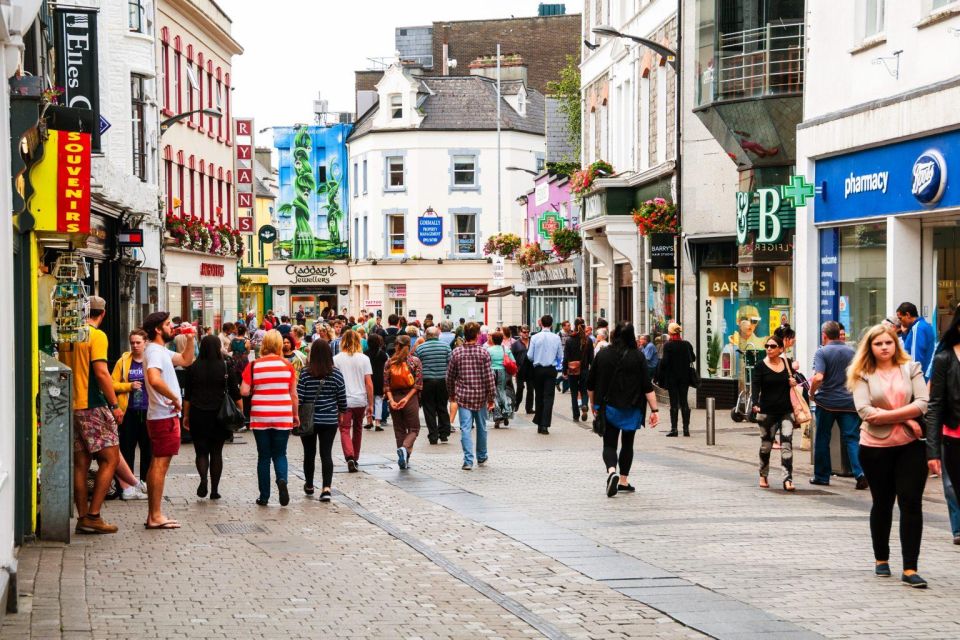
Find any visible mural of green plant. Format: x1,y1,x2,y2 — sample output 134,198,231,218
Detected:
277,127,316,260
320,160,342,246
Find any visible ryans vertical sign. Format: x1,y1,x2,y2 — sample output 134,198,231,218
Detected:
54,8,101,151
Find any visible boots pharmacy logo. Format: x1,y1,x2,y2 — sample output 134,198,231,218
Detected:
843,171,888,198
911,150,946,206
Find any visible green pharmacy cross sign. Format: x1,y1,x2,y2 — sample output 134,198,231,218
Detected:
781,175,815,208
537,210,565,239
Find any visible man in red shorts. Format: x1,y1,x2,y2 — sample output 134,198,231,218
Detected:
60,296,125,534
142,311,195,529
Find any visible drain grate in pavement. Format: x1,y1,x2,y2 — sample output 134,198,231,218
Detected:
211,522,268,535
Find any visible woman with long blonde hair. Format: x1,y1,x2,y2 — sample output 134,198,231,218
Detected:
385,334,423,469
847,324,929,587
333,329,373,472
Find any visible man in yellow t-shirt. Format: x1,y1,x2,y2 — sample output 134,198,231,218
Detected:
59,296,125,535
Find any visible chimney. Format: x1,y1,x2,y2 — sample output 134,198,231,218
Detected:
255,147,273,173
468,54,528,84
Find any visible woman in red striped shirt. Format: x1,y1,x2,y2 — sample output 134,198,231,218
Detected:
241,330,299,506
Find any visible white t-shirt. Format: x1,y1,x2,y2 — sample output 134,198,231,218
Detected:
145,342,181,420
333,351,373,408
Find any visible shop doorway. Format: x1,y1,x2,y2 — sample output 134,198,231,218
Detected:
289,289,338,328
934,227,960,336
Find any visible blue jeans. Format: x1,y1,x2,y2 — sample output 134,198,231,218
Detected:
458,406,488,466
813,407,863,482
253,428,289,500
942,454,960,537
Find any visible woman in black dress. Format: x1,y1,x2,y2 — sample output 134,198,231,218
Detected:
183,335,241,499
563,319,594,421
364,333,389,431
657,323,696,437
751,334,798,491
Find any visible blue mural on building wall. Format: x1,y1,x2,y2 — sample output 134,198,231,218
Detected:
273,123,352,260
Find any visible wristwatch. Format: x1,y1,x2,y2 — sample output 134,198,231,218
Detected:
109,403,120,410
650,408,659,413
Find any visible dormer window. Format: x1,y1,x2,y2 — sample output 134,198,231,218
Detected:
390,94,403,119
517,91,526,116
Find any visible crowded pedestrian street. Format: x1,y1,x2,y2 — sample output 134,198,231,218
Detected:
5,406,960,640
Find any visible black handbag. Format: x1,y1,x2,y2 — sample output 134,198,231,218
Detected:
593,350,628,437
293,374,324,437
687,343,701,389
217,363,245,432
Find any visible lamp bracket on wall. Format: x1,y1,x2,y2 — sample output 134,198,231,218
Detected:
871,50,903,79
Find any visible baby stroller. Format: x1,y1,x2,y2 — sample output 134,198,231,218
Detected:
730,346,761,423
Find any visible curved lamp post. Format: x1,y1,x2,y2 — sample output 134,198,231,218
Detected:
160,107,222,134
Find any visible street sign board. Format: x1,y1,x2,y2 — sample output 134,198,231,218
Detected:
492,256,505,286
117,228,143,247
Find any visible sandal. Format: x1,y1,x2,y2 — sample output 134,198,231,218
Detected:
144,519,181,530
783,479,795,492
759,476,769,489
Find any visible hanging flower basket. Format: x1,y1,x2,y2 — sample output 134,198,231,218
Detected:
631,197,679,235
569,160,613,203
164,213,244,258
550,227,582,261
516,243,550,267
483,232,522,259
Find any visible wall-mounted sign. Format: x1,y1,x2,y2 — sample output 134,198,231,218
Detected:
417,209,443,246
28,130,91,234
521,261,579,287
534,182,549,206
492,256,505,286
650,233,676,269
237,144,252,161
537,210,565,239
706,268,773,296
238,168,253,184
258,225,277,243
736,187,796,245
54,8,100,151
819,228,839,325
912,150,946,206
442,285,485,298
387,284,407,299
363,299,382,309
236,120,253,137
814,129,958,223
238,192,253,208
200,263,225,277
237,216,254,233
117,228,143,247
267,262,349,286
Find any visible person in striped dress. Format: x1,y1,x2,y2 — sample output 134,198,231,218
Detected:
241,330,299,506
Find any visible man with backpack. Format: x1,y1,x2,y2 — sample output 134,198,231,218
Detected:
384,313,402,356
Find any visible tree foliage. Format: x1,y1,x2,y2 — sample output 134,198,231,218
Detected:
545,54,582,162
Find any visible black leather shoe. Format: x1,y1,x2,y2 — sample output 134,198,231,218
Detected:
665,431,679,437
277,480,289,506
875,562,891,577
809,478,830,486
856,476,869,490
617,483,636,493
901,573,927,588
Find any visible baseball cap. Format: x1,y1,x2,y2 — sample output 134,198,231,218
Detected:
88,296,106,311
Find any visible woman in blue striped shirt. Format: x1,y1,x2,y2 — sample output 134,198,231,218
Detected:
297,339,347,502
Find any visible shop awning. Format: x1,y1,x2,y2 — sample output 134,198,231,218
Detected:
475,285,515,300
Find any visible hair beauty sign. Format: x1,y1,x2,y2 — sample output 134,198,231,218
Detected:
28,130,92,234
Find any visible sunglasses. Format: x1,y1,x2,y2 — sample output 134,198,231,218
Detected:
764,344,779,349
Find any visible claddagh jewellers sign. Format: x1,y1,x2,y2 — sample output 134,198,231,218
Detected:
54,8,101,151
268,262,349,286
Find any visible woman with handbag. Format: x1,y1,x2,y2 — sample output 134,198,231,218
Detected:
563,319,594,422
183,335,240,500
297,339,347,502
925,307,960,545
849,324,930,587
486,331,515,428
751,335,799,491
240,330,299,506
588,323,660,498
385,334,424,469
658,323,696,437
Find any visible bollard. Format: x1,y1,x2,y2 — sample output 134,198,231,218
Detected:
705,397,716,446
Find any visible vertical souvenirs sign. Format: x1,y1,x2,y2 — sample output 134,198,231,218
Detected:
275,124,349,260
28,130,92,234
54,8,101,151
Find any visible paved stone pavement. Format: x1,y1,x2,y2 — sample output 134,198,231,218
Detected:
4,401,960,639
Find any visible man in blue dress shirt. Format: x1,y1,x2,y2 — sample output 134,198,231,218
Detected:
526,314,564,434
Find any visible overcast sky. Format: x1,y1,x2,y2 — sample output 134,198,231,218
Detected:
222,0,583,142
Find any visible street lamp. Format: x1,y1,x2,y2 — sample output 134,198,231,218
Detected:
592,23,683,327
505,166,538,176
160,107,222,134
592,26,678,69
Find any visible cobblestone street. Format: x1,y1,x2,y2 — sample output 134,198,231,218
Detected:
5,405,960,640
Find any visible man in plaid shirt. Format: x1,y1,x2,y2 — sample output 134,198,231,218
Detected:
446,322,495,470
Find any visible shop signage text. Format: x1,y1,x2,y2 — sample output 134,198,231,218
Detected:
819,228,840,325
363,299,382,309
442,286,485,298
706,269,772,295
650,233,676,269
237,216,254,233
736,187,796,245
521,263,577,286
267,262,349,286
814,129,958,223
29,130,91,234
387,284,407,299
534,182,549,206
200,263,225,277
54,8,100,150
417,211,443,246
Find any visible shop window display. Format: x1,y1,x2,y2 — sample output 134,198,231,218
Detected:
838,223,886,343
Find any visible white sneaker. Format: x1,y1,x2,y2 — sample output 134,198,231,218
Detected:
137,480,148,493
122,485,148,500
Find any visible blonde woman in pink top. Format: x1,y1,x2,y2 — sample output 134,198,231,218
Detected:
848,324,929,588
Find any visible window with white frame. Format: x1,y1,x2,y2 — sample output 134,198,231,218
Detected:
864,0,885,38
387,156,404,189
390,94,403,119
536,153,545,173
362,158,368,194
353,162,358,197
388,214,405,255
131,74,147,181
129,0,145,32
453,213,478,255
452,155,477,187
353,217,359,259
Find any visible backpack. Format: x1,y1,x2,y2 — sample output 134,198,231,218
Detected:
384,329,399,356
388,358,415,389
